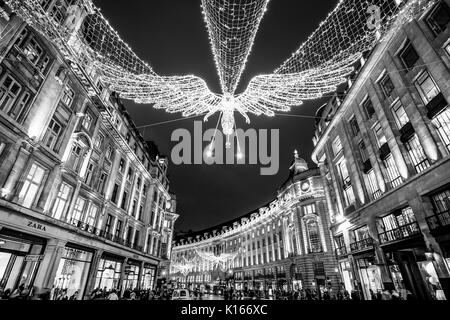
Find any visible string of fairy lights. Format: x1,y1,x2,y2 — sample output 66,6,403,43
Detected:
4,0,437,157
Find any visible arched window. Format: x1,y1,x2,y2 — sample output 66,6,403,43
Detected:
305,218,322,254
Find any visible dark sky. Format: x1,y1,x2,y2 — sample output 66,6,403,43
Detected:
94,0,337,233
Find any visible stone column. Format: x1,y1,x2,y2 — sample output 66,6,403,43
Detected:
37,165,62,213
33,239,67,291
83,249,104,299
2,145,32,202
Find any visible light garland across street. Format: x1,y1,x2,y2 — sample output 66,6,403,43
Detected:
4,0,437,147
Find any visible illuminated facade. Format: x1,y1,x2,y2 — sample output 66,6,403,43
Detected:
0,1,177,299
312,0,450,300
170,152,340,295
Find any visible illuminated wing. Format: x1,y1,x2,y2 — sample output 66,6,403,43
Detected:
100,61,222,118
236,53,360,117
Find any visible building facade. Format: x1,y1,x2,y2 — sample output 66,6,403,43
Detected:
312,0,450,300
0,1,177,299
170,153,340,297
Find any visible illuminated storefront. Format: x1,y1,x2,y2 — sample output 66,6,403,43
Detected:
140,264,156,290
122,261,141,291
52,245,93,300
0,229,45,292
94,257,123,291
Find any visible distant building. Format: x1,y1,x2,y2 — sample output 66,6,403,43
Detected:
170,152,340,296
312,0,450,300
0,1,177,299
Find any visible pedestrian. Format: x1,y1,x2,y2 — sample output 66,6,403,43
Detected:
107,289,119,300
69,290,79,300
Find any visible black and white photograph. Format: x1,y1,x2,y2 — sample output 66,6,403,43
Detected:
0,0,449,317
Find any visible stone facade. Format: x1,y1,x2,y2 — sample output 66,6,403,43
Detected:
0,1,177,299
170,153,340,297
312,0,450,300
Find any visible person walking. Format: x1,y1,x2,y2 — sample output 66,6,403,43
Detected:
107,289,119,300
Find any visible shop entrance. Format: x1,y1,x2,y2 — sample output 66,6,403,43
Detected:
0,230,45,294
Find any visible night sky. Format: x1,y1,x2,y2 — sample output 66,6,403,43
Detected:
94,0,337,233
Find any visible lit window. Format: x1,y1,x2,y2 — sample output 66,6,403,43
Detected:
364,169,382,200
383,154,402,188
373,122,387,147
61,85,75,107
305,218,322,253
404,134,430,173
51,182,73,220
431,107,450,151
415,71,440,104
391,100,410,129
68,197,87,223
43,118,62,151
332,136,343,156
18,162,46,208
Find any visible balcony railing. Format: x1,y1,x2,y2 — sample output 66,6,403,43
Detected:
378,222,421,244
350,237,374,252
427,210,450,232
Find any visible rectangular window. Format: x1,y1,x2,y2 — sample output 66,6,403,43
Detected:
119,158,125,173
104,214,114,234
9,91,31,122
426,2,450,36
121,191,128,210
303,204,316,215
127,167,134,181
432,107,450,152
405,134,430,173
18,162,46,208
332,136,343,156
364,169,382,200
432,190,450,214
415,71,440,105
0,74,22,113
95,133,104,149
359,142,369,163
138,205,143,221
111,183,120,204
51,182,73,220
379,74,395,98
373,122,387,147
399,41,419,70
383,154,402,188
391,100,410,129
97,172,108,195
43,118,63,151
69,197,86,223
115,220,123,239
349,116,360,136
363,98,375,118
60,85,75,107
84,162,95,186
86,204,98,227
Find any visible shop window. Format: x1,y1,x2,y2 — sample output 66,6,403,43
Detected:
94,258,122,291
379,73,395,98
415,71,440,105
43,117,63,152
426,1,450,36
52,247,93,300
373,122,387,147
431,107,450,152
404,134,430,173
391,100,410,129
382,154,402,188
51,182,73,220
18,162,46,208
398,41,419,71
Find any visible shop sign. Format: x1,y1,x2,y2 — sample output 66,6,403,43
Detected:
25,254,44,262
26,220,47,232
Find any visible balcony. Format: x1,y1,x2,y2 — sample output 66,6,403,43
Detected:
427,210,450,234
378,222,421,244
68,218,99,235
350,237,374,252
426,92,448,119
335,246,347,257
